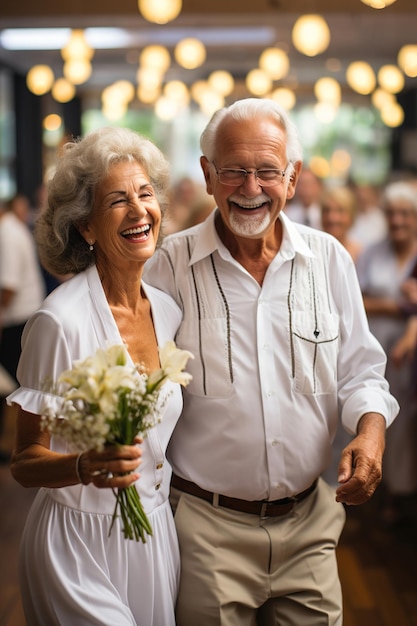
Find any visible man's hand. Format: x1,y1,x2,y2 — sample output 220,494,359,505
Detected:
335,412,386,506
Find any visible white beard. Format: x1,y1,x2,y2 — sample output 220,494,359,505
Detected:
229,207,272,237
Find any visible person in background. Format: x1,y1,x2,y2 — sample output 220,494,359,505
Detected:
284,166,323,228
144,98,399,626
163,176,202,235
182,190,216,229
348,183,387,249
8,127,185,625
0,193,46,463
320,186,363,263
391,257,417,377
356,180,417,529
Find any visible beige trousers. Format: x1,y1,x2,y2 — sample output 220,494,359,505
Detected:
171,478,345,626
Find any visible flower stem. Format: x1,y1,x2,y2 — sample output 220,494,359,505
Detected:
109,485,153,542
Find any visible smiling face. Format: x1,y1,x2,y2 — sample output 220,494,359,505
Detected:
200,116,300,241
321,195,355,243
79,160,161,274
385,200,417,246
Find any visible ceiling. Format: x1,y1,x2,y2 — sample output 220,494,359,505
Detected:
1,0,417,110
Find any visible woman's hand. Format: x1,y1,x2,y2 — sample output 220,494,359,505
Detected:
77,436,143,488
12,408,144,490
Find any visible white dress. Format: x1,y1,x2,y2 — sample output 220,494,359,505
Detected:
7,265,183,626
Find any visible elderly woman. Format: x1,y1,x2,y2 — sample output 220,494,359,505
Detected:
8,127,183,625
320,185,363,263
356,180,417,528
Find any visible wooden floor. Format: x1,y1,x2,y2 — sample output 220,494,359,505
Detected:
0,405,416,626
339,498,417,626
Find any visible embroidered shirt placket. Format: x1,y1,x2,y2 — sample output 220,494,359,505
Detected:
210,254,234,384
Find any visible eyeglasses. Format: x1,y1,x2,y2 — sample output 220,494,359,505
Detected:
212,162,289,187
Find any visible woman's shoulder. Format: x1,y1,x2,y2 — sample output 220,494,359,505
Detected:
25,271,94,343
21,270,100,370
41,271,89,314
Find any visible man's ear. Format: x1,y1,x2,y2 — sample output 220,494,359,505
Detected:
286,161,302,201
200,156,214,196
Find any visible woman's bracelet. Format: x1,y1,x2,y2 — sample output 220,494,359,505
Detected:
75,452,87,485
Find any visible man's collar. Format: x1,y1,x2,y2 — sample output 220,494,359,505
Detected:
280,211,315,259
189,209,222,265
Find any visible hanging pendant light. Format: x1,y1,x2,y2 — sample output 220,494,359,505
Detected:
269,88,296,111
139,45,171,73
292,15,330,57
314,77,341,106
52,78,76,103
138,0,182,24
346,61,376,95
63,59,92,85
26,65,54,95
208,71,235,97
246,69,272,96
175,38,206,69
377,65,404,94
259,48,289,80
360,0,397,8
380,102,404,127
61,30,93,62
398,45,417,78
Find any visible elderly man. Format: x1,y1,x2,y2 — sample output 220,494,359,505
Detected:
144,98,399,626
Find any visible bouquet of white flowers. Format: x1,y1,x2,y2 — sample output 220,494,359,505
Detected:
41,341,193,542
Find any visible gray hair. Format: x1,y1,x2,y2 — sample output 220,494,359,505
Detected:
383,181,417,212
35,126,170,276
200,98,303,171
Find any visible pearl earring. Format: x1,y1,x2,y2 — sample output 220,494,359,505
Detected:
89,241,94,251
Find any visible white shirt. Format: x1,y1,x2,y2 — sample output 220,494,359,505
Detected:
0,212,45,326
144,210,399,501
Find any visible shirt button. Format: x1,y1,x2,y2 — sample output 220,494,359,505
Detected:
156,463,163,469
271,439,279,446
155,483,161,490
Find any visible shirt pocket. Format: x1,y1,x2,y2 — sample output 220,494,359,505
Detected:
176,317,234,398
291,311,339,395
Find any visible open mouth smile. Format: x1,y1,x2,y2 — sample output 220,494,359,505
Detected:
231,200,270,211
121,224,151,240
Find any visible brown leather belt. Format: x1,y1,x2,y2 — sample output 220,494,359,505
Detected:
171,474,318,517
